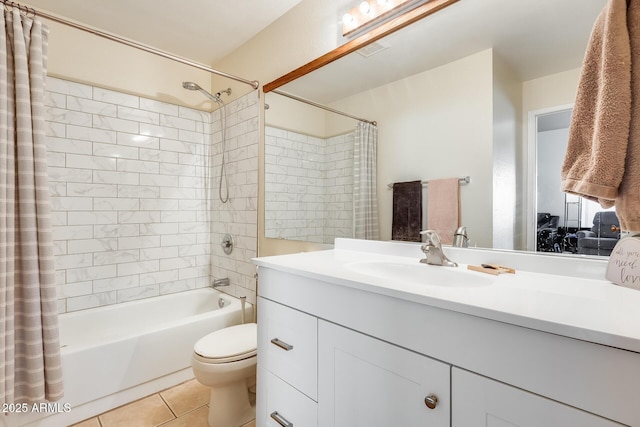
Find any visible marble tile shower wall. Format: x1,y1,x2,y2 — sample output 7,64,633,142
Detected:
45,77,259,313
265,127,353,244
209,91,259,306
265,127,324,242
323,132,354,244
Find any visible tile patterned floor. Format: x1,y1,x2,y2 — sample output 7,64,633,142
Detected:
71,379,256,427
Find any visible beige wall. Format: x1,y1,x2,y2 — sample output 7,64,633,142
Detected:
215,0,350,88
492,54,523,250
38,19,218,110
264,93,328,138
29,0,353,111
522,68,581,114
329,49,496,247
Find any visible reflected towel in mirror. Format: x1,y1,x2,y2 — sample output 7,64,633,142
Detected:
427,178,460,245
392,180,422,242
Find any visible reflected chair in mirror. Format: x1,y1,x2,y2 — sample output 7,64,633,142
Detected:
536,212,561,252
576,211,621,256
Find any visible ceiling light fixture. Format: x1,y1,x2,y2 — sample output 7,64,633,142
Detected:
342,0,425,37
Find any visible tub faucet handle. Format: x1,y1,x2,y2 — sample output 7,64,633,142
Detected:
221,233,233,255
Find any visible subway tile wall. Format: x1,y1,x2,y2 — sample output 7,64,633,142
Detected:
264,126,354,244
209,91,260,306
46,77,258,313
324,131,355,243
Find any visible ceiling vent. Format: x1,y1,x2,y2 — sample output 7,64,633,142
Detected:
356,41,390,58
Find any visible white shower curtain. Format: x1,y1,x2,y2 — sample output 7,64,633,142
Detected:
0,9,63,404
353,122,380,240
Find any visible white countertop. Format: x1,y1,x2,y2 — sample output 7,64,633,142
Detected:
254,239,640,354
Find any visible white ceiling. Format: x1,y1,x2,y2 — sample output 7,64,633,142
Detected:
21,0,304,65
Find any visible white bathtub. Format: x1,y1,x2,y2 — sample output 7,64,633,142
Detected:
3,288,253,427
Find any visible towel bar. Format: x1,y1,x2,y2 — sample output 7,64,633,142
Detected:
387,176,470,189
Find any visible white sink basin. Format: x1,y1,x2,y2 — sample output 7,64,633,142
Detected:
345,260,495,288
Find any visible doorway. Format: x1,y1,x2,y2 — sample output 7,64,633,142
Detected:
527,105,617,255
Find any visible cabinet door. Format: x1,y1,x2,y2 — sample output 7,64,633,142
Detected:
452,368,624,427
318,320,450,427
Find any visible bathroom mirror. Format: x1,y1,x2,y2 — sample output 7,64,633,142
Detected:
264,0,610,253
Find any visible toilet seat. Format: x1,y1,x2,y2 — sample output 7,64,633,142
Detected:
194,323,257,363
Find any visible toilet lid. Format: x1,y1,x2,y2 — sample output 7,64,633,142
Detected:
194,323,257,360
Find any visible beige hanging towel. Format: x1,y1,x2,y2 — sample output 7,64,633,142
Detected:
615,0,640,231
560,0,632,208
427,178,460,245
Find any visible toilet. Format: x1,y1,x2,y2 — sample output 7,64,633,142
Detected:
191,323,257,427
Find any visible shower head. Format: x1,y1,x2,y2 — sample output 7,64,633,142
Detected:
182,82,232,103
182,81,220,102
182,81,202,91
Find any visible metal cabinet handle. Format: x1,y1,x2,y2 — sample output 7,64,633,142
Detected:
270,338,293,351
270,411,293,426
424,394,438,409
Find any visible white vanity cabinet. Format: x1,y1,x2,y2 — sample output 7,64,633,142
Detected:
255,248,640,427
318,320,450,427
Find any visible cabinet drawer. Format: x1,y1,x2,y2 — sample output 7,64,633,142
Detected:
257,366,317,427
258,297,318,399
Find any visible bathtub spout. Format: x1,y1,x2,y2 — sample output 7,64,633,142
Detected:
212,278,230,288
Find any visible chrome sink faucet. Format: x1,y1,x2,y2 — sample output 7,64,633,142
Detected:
419,230,458,267
452,226,469,248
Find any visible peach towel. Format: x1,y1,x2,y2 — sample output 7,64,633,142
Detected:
561,0,640,231
427,178,460,245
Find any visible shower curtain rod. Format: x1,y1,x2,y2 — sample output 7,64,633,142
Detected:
272,90,377,126
2,0,259,90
